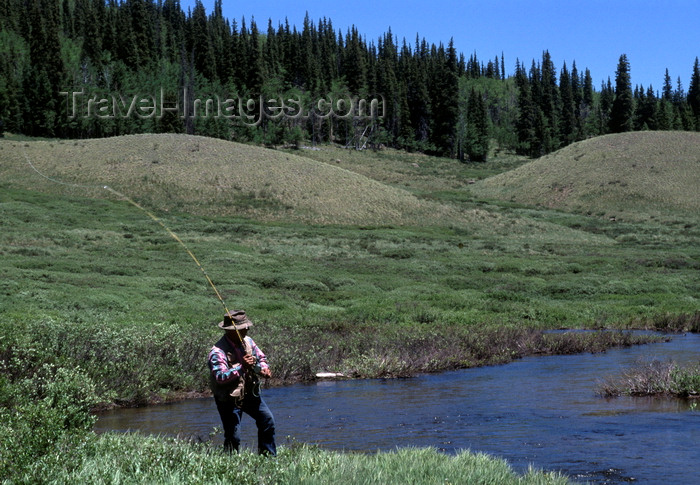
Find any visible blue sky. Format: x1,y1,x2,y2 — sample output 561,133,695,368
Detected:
182,0,699,92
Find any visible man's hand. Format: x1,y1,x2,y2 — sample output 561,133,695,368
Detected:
242,354,256,368
260,367,272,378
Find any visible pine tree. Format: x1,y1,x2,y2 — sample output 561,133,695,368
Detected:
464,87,489,161
74,0,102,65
342,25,367,96
539,51,560,152
634,85,657,130
317,18,339,91
657,97,673,130
246,18,265,93
570,61,582,139
428,40,458,156
10,0,700,145
405,36,431,147
190,0,216,80
583,69,594,107
559,62,575,144
161,0,185,63
673,76,685,106
609,54,634,133
688,57,700,130
101,0,119,60
0,28,28,134
211,0,232,82
128,0,157,68
376,31,400,143
662,68,673,100
514,60,537,156
599,77,614,134
24,0,65,136
644,85,658,130
579,69,598,138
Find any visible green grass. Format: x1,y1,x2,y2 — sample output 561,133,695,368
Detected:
18,433,570,485
1,134,699,398
286,143,529,198
1,132,699,483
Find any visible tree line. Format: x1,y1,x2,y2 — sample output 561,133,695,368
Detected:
1,0,699,160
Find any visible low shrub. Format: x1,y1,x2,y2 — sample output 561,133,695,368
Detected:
0,361,99,478
598,358,700,398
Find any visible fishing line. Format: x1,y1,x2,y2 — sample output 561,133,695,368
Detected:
22,149,243,342
24,151,98,189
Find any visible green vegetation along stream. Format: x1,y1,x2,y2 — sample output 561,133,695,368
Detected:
2,133,698,483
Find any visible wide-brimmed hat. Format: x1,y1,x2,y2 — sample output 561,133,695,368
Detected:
218,310,253,330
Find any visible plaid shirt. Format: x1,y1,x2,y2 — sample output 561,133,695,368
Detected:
208,335,269,385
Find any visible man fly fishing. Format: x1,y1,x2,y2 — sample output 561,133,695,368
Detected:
22,151,277,453
207,310,276,455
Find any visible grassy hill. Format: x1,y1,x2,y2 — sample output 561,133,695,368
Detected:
470,131,700,221
0,133,466,226
1,132,615,252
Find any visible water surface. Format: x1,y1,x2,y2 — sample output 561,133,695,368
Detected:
96,333,700,484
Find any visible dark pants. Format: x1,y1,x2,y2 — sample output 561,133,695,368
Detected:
214,395,276,455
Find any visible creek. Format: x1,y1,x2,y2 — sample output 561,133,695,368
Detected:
95,333,700,484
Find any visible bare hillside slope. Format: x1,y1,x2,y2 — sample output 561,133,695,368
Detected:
1,134,453,225
471,131,700,219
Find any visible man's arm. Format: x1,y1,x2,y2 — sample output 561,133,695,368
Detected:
208,347,242,383
248,338,272,378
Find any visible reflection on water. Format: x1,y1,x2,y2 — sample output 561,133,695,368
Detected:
95,334,700,484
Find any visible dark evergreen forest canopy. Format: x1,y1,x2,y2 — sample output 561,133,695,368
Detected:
1,0,699,159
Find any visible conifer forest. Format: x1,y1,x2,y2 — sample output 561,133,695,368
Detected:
2,0,700,160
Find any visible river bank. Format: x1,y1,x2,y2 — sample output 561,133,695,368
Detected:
598,358,700,398
92,326,668,410
95,333,700,484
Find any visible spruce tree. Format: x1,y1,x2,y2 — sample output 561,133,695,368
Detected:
579,69,598,138
570,61,582,138
644,85,658,130
688,57,700,130
24,0,65,136
11,0,700,145
428,40,458,156
377,31,400,143
211,0,232,82
599,77,614,134
539,51,560,151
406,36,431,147
657,98,673,130
464,87,489,161
609,54,634,133
559,62,575,144
342,26,367,95
583,69,594,107
500,52,506,80
634,85,657,130
189,0,215,80
247,18,265,93
514,60,537,156
662,68,673,100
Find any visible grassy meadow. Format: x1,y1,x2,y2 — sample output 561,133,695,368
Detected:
1,131,699,483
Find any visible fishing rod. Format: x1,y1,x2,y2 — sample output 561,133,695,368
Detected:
22,150,246,344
